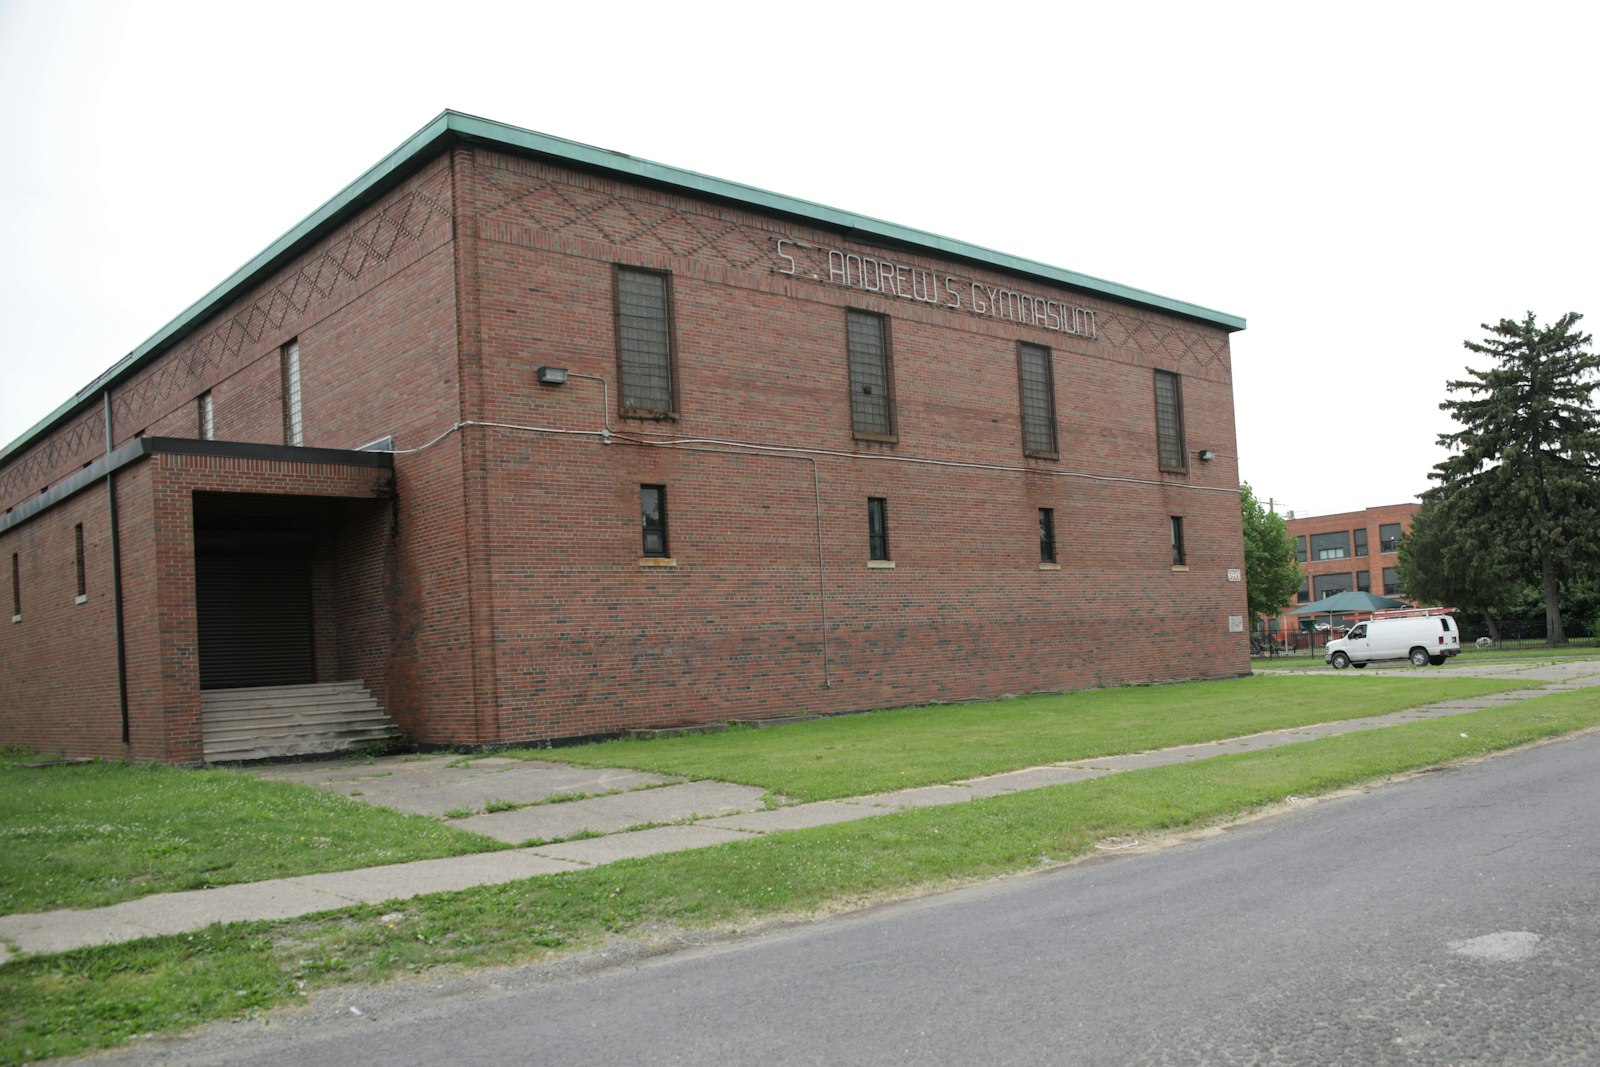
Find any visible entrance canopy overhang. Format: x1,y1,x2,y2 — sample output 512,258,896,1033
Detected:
0,437,393,536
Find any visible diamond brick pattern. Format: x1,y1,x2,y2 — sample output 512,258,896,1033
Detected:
7,153,1231,513
479,156,769,273
112,178,450,437
1,171,450,508
0,410,107,509
1096,309,1231,374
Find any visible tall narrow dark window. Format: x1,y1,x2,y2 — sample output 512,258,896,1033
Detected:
1356,570,1371,592
10,552,19,619
74,523,86,599
198,391,215,441
616,268,676,416
1038,508,1057,564
281,340,302,446
846,310,895,439
641,485,669,557
1154,370,1186,472
1170,516,1186,567
867,497,890,561
1018,342,1058,458
1353,528,1368,557
1294,535,1306,563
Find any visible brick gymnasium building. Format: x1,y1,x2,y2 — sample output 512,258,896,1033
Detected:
1,112,1249,764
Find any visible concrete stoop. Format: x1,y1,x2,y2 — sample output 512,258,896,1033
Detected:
201,682,401,763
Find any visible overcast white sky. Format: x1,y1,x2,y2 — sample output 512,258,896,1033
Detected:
2,0,1595,518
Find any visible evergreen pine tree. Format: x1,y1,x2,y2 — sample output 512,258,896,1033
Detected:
1431,311,1600,643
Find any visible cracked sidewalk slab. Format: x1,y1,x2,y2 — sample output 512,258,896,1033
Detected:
703,801,886,833
529,824,754,864
251,755,681,817
458,781,770,843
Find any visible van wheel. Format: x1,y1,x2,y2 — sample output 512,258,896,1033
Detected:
1409,648,1430,667
1429,655,1446,666
1331,652,1351,670
1352,662,1367,668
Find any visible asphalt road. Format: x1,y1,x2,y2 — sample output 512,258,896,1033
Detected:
101,729,1600,1066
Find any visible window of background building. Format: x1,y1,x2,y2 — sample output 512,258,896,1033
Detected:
1297,578,1310,604
868,497,890,561
1154,370,1186,471
1310,531,1349,560
1383,567,1401,595
1294,535,1306,563
846,310,895,439
1018,342,1058,458
1170,515,1186,566
640,485,669,557
616,267,676,417
1379,523,1402,553
281,340,302,446
74,523,86,600
1314,572,1354,599
1353,528,1368,557
1039,507,1056,564
10,552,19,620
198,391,215,441
1356,570,1371,593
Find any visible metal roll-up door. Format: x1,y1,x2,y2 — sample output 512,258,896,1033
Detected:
196,552,314,689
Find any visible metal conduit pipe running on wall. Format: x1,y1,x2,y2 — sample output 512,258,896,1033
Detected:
377,370,1248,699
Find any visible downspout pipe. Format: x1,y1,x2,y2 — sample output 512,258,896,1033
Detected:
103,392,130,746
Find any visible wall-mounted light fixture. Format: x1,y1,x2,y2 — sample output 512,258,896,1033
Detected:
1197,449,1217,462
536,366,569,386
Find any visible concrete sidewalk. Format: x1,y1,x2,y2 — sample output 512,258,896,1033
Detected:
3,660,1598,965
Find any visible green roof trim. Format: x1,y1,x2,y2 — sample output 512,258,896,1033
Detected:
3,110,1244,465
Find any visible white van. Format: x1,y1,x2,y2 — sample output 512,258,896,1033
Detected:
1325,608,1461,669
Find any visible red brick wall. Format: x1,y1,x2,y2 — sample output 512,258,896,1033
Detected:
459,147,1249,742
3,139,1250,759
138,453,397,763
0,486,122,757
0,158,457,512
0,451,396,761
2,153,467,760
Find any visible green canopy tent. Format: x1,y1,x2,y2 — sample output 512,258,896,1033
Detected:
1289,590,1410,639
1290,590,1409,615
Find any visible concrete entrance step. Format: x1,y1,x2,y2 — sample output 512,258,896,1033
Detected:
201,681,401,763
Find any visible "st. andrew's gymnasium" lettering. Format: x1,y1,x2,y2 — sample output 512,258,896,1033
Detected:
775,239,1096,339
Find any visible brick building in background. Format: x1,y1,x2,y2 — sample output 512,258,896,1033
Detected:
1277,502,1422,626
1,112,1248,764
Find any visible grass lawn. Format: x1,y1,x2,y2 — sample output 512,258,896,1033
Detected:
4,688,1598,1065
528,674,1530,802
0,755,506,914
0,675,1531,917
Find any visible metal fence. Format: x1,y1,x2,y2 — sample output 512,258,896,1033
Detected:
1452,617,1596,647
1251,616,1597,658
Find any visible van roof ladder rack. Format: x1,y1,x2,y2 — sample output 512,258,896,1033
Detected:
1371,606,1456,619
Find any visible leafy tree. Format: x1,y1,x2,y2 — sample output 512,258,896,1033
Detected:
1239,483,1301,625
1430,311,1600,644
1396,494,1521,640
